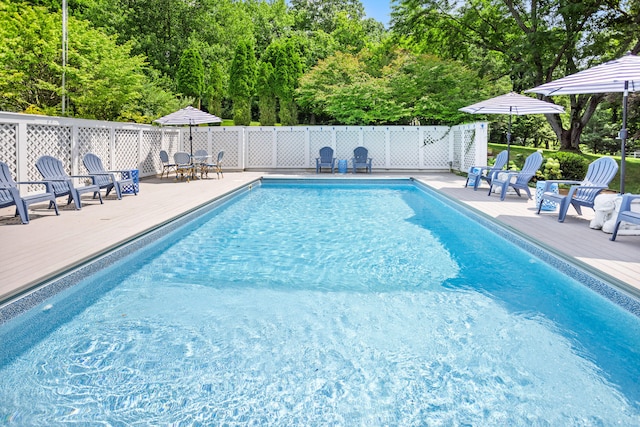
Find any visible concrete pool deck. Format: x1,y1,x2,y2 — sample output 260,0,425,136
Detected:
1,171,640,303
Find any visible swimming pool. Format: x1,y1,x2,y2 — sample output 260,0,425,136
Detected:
1,178,639,425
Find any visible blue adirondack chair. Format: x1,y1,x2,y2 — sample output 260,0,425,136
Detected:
83,153,137,200
465,151,508,191
0,161,59,224
35,155,103,210
352,146,372,173
610,194,640,241
160,150,177,179
316,147,336,173
537,157,619,222
488,151,543,201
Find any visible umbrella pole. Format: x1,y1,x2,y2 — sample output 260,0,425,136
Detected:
620,82,629,194
506,110,512,167
189,124,193,157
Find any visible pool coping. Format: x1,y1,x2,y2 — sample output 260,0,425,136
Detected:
1,176,639,326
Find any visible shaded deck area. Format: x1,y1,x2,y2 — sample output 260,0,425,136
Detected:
1,172,639,303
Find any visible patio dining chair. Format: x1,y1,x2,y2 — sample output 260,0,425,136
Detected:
0,161,59,224
173,151,195,182
160,150,177,179
35,155,103,210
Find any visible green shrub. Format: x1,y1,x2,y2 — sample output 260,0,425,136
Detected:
538,157,562,180
549,152,589,180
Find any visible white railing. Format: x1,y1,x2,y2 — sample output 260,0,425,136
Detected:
0,111,487,190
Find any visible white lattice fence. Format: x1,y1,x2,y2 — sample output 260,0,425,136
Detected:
78,127,110,170
0,111,487,195
0,123,17,177
276,128,306,168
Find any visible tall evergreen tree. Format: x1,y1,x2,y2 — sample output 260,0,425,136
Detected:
256,61,277,125
229,40,257,125
204,63,224,117
176,49,205,108
273,40,303,126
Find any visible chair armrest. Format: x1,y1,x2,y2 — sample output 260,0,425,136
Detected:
540,180,582,192
15,180,56,193
619,194,640,212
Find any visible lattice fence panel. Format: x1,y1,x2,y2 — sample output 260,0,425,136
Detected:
389,128,420,168
141,130,162,175
162,130,180,159
452,128,463,171
188,128,209,154
246,129,274,168
363,128,386,168
211,129,241,169
114,130,139,171
27,125,72,184
0,123,18,174
461,127,477,172
78,127,110,170
422,127,451,169
309,129,333,167
276,129,306,168
335,129,360,161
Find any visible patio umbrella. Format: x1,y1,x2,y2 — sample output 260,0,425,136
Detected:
154,106,222,156
526,52,640,193
459,92,565,163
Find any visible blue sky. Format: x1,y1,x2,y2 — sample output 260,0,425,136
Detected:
362,0,391,26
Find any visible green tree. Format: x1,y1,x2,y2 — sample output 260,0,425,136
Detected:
392,0,640,150
297,48,494,125
229,40,257,125
176,48,205,108
204,63,224,117
272,40,303,126
290,0,365,33
0,1,174,121
256,61,277,126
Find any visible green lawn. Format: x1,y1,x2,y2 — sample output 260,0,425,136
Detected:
488,143,640,193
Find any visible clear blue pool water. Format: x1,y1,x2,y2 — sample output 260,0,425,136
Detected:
1,180,640,425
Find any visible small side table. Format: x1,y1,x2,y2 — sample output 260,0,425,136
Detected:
535,181,558,211
338,159,348,174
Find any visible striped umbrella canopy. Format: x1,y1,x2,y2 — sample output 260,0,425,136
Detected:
154,106,222,156
459,92,565,163
526,52,640,193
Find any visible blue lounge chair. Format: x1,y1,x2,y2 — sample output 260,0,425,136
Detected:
35,155,103,210
352,146,372,173
610,194,640,241
488,151,543,201
316,146,336,173
0,161,59,224
173,151,195,181
537,157,618,222
160,150,176,179
83,153,137,200
465,151,508,190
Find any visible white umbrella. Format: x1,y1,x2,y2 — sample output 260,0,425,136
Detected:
526,52,640,193
154,106,222,156
459,92,565,163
